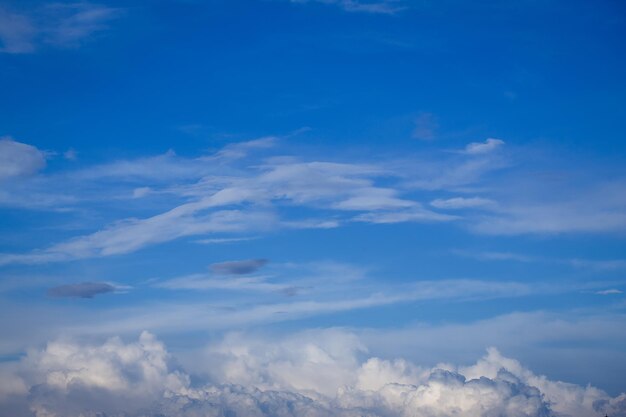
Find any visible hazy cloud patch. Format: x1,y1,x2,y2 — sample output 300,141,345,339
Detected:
291,0,406,15
412,112,438,140
0,3,120,53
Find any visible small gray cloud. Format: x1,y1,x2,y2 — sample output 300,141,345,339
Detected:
210,259,268,275
47,282,115,299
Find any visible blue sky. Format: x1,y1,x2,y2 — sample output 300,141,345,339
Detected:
1,1,626,416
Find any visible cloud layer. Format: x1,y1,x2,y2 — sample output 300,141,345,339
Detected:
1,136,625,266
1,330,624,417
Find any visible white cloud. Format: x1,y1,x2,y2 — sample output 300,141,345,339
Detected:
2,135,625,265
2,330,625,417
0,152,433,264
464,138,505,155
470,200,626,235
354,207,457,223
0,137,47,181
452,249,537,262
430,196,495,209
595,289,623,295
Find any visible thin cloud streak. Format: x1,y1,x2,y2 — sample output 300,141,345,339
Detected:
0,3,121,53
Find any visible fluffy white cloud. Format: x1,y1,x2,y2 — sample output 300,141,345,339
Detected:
0,137,46,181
2,331,624,417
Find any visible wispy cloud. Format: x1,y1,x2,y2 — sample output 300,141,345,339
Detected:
291,0,406,15
430,196,495,209
463,138,505,155
454,249,626,271
0,7,36,53
595,289,623,295
1,136,625,265
0,3,120,54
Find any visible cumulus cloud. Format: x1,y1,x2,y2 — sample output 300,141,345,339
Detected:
210,259,269,275
1,331,624,417
0,137,46,181
47,282,116,299
464,138,505,155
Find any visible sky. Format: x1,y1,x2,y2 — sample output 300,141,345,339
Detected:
1,0,626,416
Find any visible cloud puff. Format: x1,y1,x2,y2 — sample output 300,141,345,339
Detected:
0,137,46,181
2,331,625,417
210,258,269,275
47,282,115,299
464,138,505,155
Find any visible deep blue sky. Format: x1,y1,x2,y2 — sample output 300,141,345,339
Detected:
1,0,626,413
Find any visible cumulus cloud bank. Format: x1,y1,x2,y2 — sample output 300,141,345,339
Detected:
1,330,624,417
